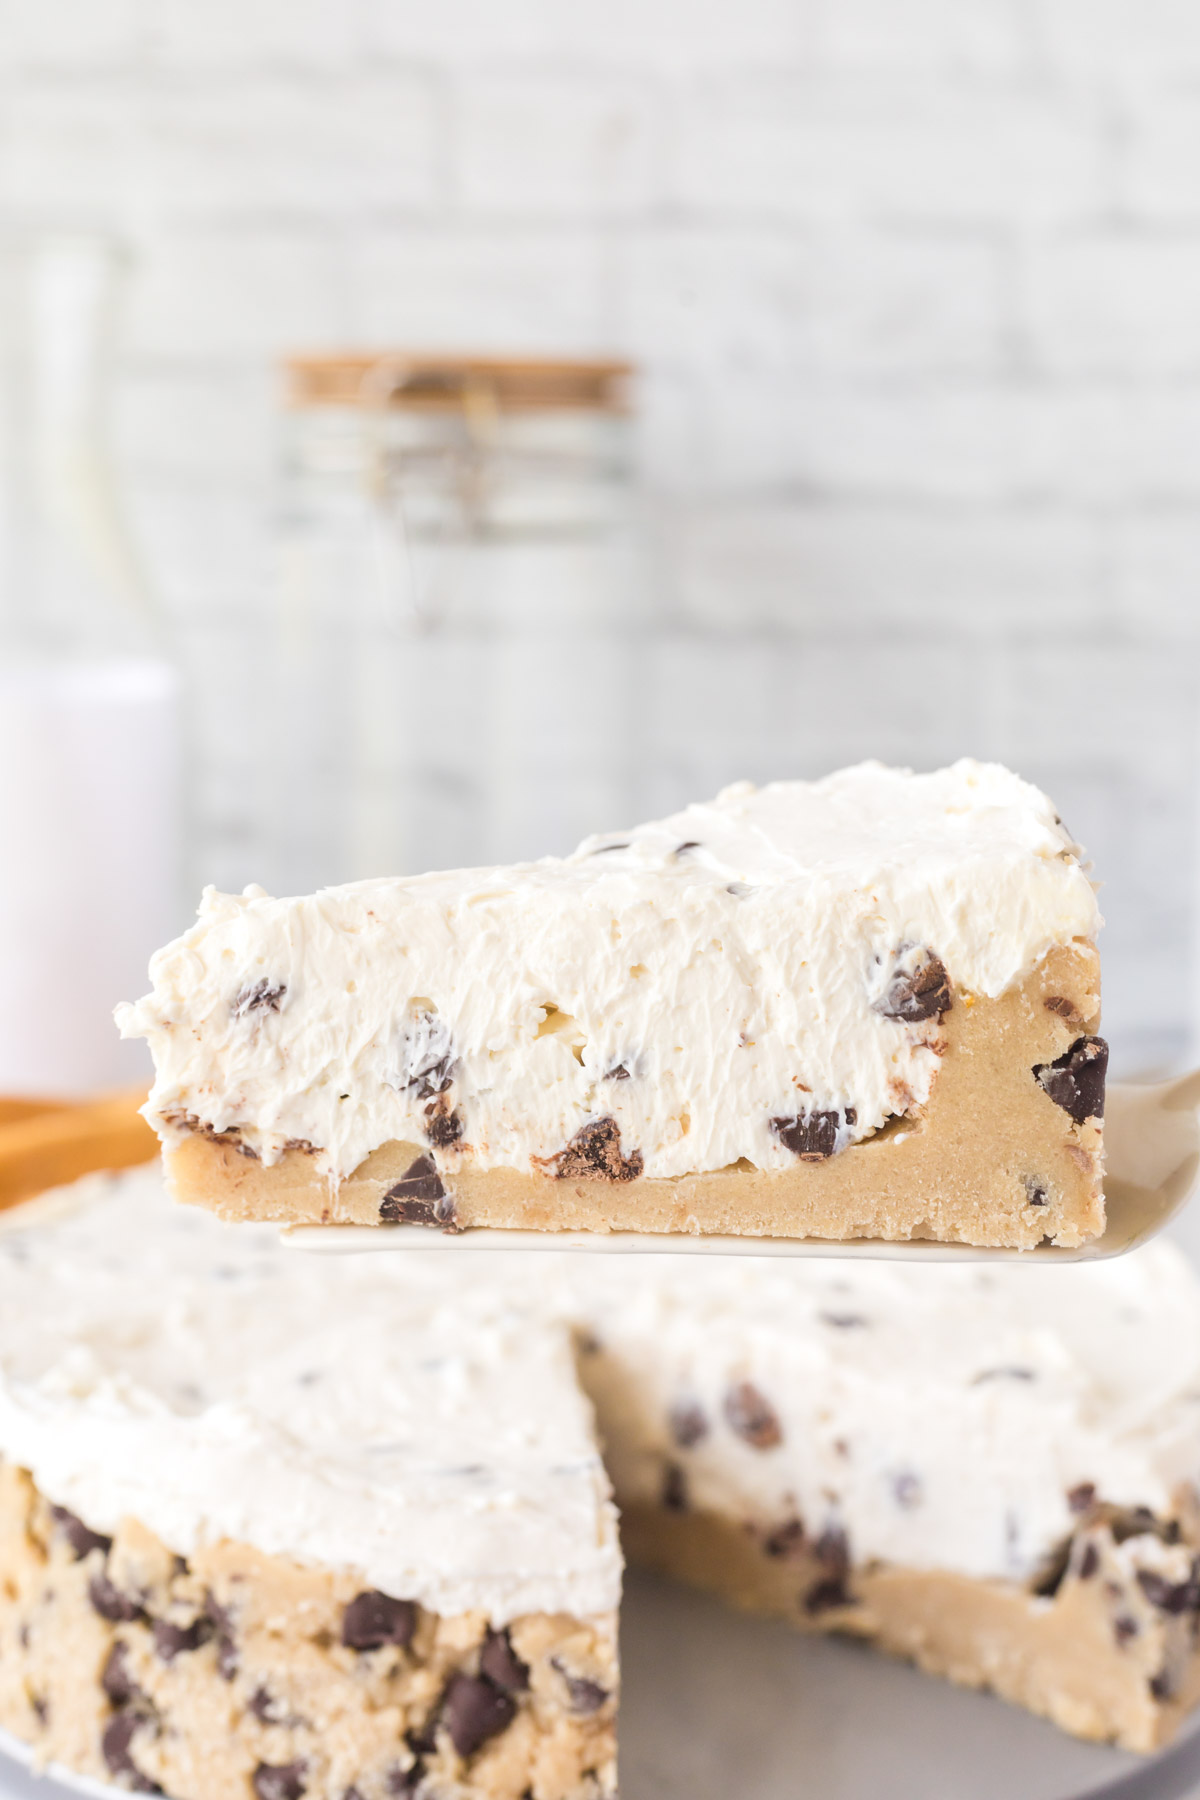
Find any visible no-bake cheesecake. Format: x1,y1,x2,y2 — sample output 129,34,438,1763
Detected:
118,760,1106,1248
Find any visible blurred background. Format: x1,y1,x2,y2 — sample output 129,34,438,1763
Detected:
0,0,1194,1092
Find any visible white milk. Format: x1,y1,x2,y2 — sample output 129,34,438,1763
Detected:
0,655,179,1093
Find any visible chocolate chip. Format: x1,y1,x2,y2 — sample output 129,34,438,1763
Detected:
803,1525,853,1613
31,1695,47,1724
589,842,629,855
479,1628,529,1695
1032,1537,1073,1599
546,1117,644,1182
101,1644,143,1710
89,1573,145,1624
892,1471,922,1510
441,1673,516,1758
342,1590,417,1652
770,1108,855,1161
102,1714,160,1793
385,1767,423,1799
550,1657,608,1715
724,1381,782,1449
764,1519,805,1559
50,1504,112,1561
249,1688,279,1723
205,1592,238,1678
1114,1615,1140,1645
1033,1036,1108,1124
379,1156,454,1226
253,1763,307,1800
674,841,701,856
153,1616,213,1661
820,1312,868,1330
232,980,286,1019
1068,1482,1097,1515
1150,1669,1175,1702
668,1401,710,1448
971,1367,1036,1386
602,1062,631,1081
1078,1543,1100,1580
804,1577,852,1614
1136,1570,1200,1615
425,1104,463,1149
662,1462,688,1512
873,948,952,1023
1024,1177,1049,1207
1044,996,1080,1021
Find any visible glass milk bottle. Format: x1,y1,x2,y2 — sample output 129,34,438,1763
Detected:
0,233,181,1093
270,355,651,894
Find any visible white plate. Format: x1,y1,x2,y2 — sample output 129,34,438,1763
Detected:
3,1571,1199,1800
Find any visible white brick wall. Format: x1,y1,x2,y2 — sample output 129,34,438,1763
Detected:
1,0,1197,1069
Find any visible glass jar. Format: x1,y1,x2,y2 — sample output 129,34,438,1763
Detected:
265,354,653,893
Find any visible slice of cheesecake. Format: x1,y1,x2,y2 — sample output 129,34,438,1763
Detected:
118,759,1105,1247
0,1170,620,1800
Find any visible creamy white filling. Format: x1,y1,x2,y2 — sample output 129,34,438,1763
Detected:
0,1170,620,1624
569,1248,1200,1585
117,759,1100,1182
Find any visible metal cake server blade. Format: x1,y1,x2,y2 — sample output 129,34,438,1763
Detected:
282,1075,1200,1264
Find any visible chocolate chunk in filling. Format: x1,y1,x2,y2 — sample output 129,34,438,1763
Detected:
424,1103,464,1149
724,1381,783,1449
400,1012,456,1101
1033,1035,1108,1124
379,1156,454,1227
479,1628,530,1695
50,1504,112,1562
232,980,286,1019
668,1400,710,1448
771,1109,856,1162
441,1673,516,1758
1136,1568,1200,1615
342,1589,417,1652
550,1657,609,1715
873,947,952,1023
545,1117,644,1182
253,1762,308,1800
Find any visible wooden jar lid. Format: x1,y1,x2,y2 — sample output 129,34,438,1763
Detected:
285,354,633,413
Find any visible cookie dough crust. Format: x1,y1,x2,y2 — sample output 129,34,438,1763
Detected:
166,943,1104,1248
620,1496,1200,1754
0,1463,617,1800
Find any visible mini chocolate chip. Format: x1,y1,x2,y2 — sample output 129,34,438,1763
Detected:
31,1695,47,1724
814,1524,850,1576
1136,1570,1200,1615
342,1590,417,1652
674,841,701,856
804,1577,852,1615
1033,1036,1108,1124
1068,1482,1097,1515
425,1105,463,1149
479,1628,529,1695
971,1367,1036,1386
724,1381,782,1449
441,1673,516,1757
1114,1615,1140,1645
1024,1177,1049,1207
603,1062,631,1081
402,1018,456,1100
668,1401,710,1449
205,1592,237,1678
50,1504,112,1561
1044,996,1079,1021
550,1657,608,1715
249,1688,278,1723
379,1156,454,1226
873,948,952,1023
153,1616,213,1661
101,1644,143,1709
892,1471,922,1510
385,1767,423,1799
232,980,286,1019
546,1117,644,1182
590,842,629,855
770,1109,855,1161
102,1714,160,1793
1078,1543,1100,1580
1150,1669,1175,1702
662,1462,688,1512
253,1763,307,1800
764,1519,805,1559
820,1312,868,1330
89,1573,145,1624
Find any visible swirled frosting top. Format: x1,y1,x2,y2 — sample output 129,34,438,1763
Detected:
118,759,1100,1181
